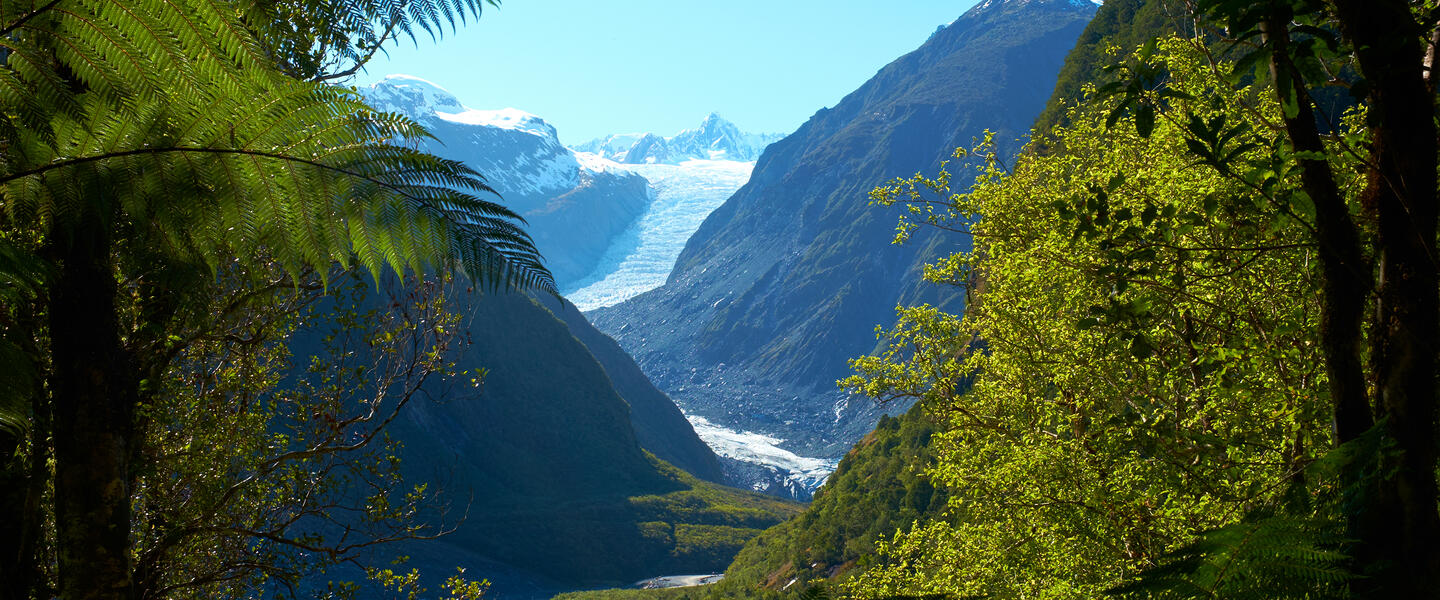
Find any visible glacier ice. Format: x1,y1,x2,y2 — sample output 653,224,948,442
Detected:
562,158,753,311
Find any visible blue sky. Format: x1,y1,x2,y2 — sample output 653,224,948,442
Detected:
352,1,983,145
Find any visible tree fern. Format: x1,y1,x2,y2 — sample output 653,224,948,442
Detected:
241,0,499,80
0,1,547,598
0,0,551,290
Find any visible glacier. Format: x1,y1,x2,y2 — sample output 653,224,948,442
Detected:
684,415,838,494
563,158,754,311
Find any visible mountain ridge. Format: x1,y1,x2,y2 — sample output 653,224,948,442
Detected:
573,114,783,164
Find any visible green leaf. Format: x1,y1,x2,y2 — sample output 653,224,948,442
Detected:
1135,104,1156,138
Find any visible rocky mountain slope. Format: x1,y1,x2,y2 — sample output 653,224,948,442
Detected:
364,76,651,287
588,0,1097,488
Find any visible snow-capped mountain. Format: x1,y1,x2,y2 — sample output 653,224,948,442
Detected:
573,113,783,164
588,0,1097,499
366,76,823,498
364,75,650,287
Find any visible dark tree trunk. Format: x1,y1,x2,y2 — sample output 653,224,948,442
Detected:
1259,8,1374,445
1330,0,1440,595
0,301,47,600
48,207,137,600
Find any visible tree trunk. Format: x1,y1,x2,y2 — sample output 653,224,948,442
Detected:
1259,8,1374,445
1330,0,1440,595
48,207,137,600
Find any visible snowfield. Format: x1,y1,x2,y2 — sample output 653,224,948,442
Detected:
563,158,754,311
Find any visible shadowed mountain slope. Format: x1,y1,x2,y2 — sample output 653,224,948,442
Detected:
383,290,792,591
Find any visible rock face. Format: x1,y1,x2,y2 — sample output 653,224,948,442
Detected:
573,113,783,164
588,0,1097,478
364,75,651,288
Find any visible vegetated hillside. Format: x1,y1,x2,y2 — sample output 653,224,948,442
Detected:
388,290,797,591
550,403,945,600
1032,0,1184,136
707,403,946,598
364,75,651,287
1031,0,1349,138
588,0,1096,463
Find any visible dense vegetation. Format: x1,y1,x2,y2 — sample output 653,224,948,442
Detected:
707,405,947,597
847,39,1341,597
563,1,1440,599
7,0,1438,599
1032,0,1182,136
844,0,1440,596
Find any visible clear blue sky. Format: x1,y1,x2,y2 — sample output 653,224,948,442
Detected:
352,1,982,145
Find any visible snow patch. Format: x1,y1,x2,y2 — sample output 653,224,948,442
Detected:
435,107,558,139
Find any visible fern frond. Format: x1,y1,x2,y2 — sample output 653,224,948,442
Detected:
1108,515,1351,600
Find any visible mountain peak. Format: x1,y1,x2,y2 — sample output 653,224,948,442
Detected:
972,0,1100,13
367,74,465,114
363,74,559,141
572,114,782,164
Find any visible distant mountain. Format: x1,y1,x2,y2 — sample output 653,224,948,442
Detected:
589,0,1096,485
364,75,650,287
573,114,783,164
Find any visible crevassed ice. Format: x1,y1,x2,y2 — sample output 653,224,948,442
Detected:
563,158,753,311
685,415,838,486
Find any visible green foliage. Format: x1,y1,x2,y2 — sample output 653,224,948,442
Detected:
0,0,551,289
0,0,550,596
368,566,491,600
1034,0,1183,137
128,270,477,597
843,37,1361,600
243,0,498,81
1107,515,1349,599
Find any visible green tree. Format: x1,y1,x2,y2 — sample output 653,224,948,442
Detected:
844,37,1352,599
1101,0,1440,593
129,269,477,598
0,1,549,599
846,0,1440,594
